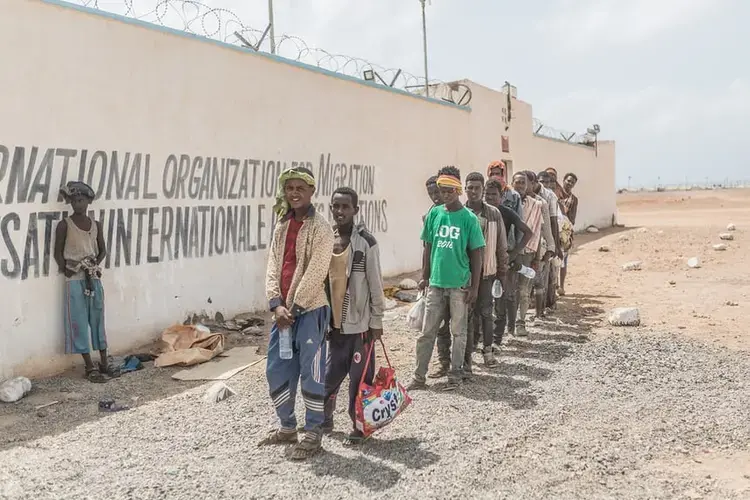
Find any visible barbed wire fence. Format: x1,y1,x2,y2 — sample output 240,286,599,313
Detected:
73,0,474,105
532,118,595,146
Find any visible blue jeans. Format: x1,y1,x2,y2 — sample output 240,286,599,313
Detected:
266,306,329,432
414,286,468,383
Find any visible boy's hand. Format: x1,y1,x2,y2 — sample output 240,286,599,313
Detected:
274,306,293,329
465,287,479,304
367,328,383,342
64,269,75,278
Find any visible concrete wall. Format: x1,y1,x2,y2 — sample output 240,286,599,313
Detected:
0,0,615,379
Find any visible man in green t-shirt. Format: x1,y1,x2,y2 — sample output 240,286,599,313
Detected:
410,166,485,391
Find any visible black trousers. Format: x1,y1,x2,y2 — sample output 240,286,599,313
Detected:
324,331,375,427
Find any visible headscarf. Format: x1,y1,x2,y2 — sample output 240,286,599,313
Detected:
487,161,509,190
59,181,95,201
273,168,316,219
487,160,505,179
436,174,463,195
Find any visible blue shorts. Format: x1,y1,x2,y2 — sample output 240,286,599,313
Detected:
64,279,107,354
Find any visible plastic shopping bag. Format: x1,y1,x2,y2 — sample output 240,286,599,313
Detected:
355,340,413,437
406,292,425,331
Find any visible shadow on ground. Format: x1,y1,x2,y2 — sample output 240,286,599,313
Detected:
0,332,265,451
310,437,440,491
426,289,607,409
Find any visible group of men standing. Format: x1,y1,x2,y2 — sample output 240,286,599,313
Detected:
258,162,578,459
409,162,578,391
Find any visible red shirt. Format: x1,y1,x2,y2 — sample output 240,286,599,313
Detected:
280,217,303,304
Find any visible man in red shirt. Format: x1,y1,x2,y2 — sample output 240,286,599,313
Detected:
259,167,334,461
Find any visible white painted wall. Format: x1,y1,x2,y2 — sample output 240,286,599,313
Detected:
0,0,614,379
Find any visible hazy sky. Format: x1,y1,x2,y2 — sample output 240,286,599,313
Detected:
98,0,749,187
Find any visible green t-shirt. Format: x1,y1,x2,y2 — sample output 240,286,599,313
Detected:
421,205,485,289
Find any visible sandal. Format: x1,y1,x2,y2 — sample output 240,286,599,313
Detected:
98,362,121,379
85,367,106,384
288,432,322,460
257,429,298,447
343,430,369,446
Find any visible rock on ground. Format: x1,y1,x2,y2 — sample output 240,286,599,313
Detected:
586,226,599,233
727,223,736,231
598,245,610,252
713,243,728,251
720,233,735,241
622,261,643,271
687,257,701,269
398,279,418,290
608,307,641,326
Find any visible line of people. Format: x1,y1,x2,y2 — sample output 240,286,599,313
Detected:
409,163,578,390
259,163,578,460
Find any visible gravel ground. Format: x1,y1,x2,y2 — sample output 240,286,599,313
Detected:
2,306,749,500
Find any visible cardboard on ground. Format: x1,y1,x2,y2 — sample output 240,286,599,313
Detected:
171,346,264,381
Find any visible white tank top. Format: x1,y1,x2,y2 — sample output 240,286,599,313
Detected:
63,216,99,281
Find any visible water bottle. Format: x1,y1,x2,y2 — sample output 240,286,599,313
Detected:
491,280,504,299
279,327,293,360
518,265,536,280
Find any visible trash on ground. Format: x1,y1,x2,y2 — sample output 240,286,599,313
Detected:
726,301,739,307
713,243,728,251
204,382,236,403
0,377,32,403
622,261,643,271
727,223,736,231
98,398,130,412
383,286,400,299
608,307,641,327
687,257,701,269
586,226,599,233
599,245,610,252
398,278,418,290
242,326,264,336
120,355,144,373
172,346,263,381
154,324,225,368
719,233,734,241
34,401,60,410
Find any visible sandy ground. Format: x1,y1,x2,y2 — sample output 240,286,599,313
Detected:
1,189,749,499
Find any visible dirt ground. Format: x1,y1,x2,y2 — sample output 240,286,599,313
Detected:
1,188,749,498
574,188,750,351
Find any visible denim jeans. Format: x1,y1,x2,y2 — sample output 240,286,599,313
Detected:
414,286,468,383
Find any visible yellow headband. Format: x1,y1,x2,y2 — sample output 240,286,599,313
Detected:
436,175,463,195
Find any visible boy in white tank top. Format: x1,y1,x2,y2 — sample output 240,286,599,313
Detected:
54,181,109,383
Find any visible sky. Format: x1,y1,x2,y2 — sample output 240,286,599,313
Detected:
98,0,749,188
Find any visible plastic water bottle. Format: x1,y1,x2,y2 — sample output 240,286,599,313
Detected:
491,280,504,299
518,265,536,280
279,327,293,360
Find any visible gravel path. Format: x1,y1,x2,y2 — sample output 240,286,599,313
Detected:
2,310,750,499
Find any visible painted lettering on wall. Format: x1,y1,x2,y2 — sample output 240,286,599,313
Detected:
0,145,390,280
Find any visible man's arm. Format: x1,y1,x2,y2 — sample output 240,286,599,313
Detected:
495,215,508,277
540,200,555,256
54,220,70,276
420,243,432,289
289,221,334,317
366,242,386,331
265,223,283,311
468,247,483,302
569,196,578,226
95,221,107,265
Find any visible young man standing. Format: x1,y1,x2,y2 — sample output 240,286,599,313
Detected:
323,187,386,445
487,161,522,216
484,178,533,344
411,166,485,390
513,172,554,336
463,172,508,369
527,171,556,322
558,173,579,296
261,167,334,460
538,170,563,311
425,175,453,379
54,181,109,383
